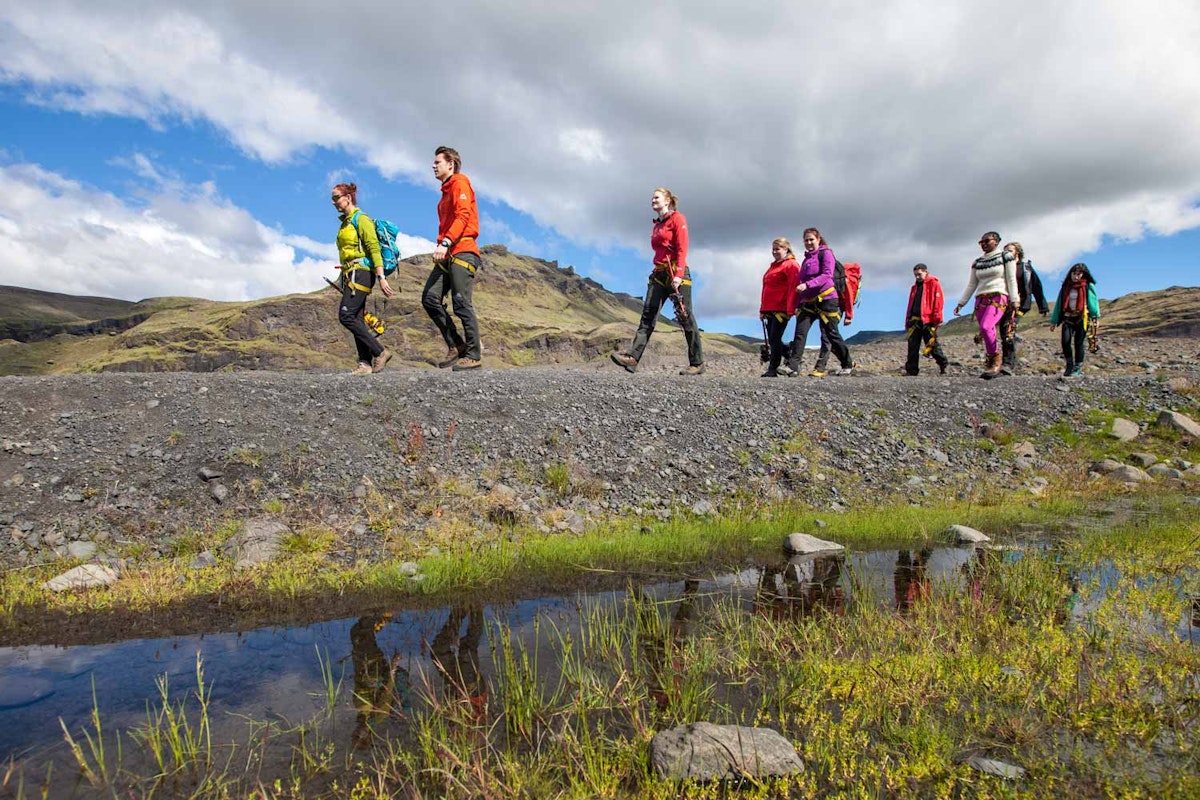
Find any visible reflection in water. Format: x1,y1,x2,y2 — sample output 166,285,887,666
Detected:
638,579,699,711
8,543,1191,794
429,603,487,722
349,614,409,750
754,554,845,620
894,549,932,613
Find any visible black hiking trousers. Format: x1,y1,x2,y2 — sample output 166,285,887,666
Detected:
787,298,850,373
422,254,481,361
998,306,1019,372
905,321,948,375
763,314,789,372
627,277,703,367
1060,316,1086,369
338,267,385,365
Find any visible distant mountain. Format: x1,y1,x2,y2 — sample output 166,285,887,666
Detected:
849,286,1200,344
0,245,755,375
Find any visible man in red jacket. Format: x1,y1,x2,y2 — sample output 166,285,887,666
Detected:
424,146,483,371
903,263,949,376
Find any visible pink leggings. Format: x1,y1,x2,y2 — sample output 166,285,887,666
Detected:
973,295,1008,355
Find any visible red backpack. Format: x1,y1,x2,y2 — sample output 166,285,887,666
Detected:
836,261,862,320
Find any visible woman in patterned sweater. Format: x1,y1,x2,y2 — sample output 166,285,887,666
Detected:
953,231,1018,379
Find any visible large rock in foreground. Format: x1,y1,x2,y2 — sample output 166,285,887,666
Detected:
649,722,804,782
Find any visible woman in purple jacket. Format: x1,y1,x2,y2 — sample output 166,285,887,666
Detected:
785,228,855,376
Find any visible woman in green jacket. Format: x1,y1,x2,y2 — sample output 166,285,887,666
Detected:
332,183,395,374
1049,262,1099,377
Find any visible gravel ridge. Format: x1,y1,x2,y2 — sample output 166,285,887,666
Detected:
2,343,1197,570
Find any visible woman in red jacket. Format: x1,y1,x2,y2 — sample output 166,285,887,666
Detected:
760,238,800,377
610,187,705,375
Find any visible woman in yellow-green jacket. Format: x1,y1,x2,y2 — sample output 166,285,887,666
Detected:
332,182,395,374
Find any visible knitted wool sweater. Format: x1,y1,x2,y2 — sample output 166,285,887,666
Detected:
957,248,1018,307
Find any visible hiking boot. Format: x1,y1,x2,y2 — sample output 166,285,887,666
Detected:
1069,364,1083,377
437,344,468,368
836,363,857,376
452,357,482,371
777,364,796,377
371,349,393,373
999,363,1014,376
680,363,706,376
761,369,779,378
610,351,638,373
900,368,917,376
808,368,827,378
938,362,948,375
350,362,372,376
980,352,1001,379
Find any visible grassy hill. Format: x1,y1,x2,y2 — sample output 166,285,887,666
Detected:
0,245,754,375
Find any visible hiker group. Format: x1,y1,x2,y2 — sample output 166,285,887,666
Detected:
331,146,482,375
330,154,1099,379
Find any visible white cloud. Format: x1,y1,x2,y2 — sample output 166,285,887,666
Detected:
1,0,1199,316
0,160,432,301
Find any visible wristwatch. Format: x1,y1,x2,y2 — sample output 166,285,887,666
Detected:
440,238,452,248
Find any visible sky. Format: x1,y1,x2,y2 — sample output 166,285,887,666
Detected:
1,0,1198,338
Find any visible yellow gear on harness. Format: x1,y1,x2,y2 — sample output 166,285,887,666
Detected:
651,262,691,288
798,299,840,324
340,262,374,294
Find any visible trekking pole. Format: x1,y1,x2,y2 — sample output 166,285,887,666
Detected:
760,317,770,363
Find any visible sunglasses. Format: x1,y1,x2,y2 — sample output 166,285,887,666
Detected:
331,194,346,202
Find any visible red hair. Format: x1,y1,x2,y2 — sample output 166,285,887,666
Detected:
332,182,357,204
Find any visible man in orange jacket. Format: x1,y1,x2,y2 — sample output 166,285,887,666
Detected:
424,146,483,371
903,263,949,376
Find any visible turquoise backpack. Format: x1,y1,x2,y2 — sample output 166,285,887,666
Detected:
350,210,401,276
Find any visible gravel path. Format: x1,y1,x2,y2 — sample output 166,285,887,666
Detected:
2,341,1196,570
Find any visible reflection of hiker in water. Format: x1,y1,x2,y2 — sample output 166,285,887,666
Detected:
349,614,408,750
796,554,846,617
962,546,1000,602
754,565,788,620
755,557,845,619
894,549,933,613
638,579,700,712
430,603,487,721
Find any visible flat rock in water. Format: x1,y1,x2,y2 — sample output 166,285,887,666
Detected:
650,722,804,781
1109,418,1140,441
1156,410,1200,438
947,524,990,544
223,517,290,569
783,532,844,556
42,564,119,592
